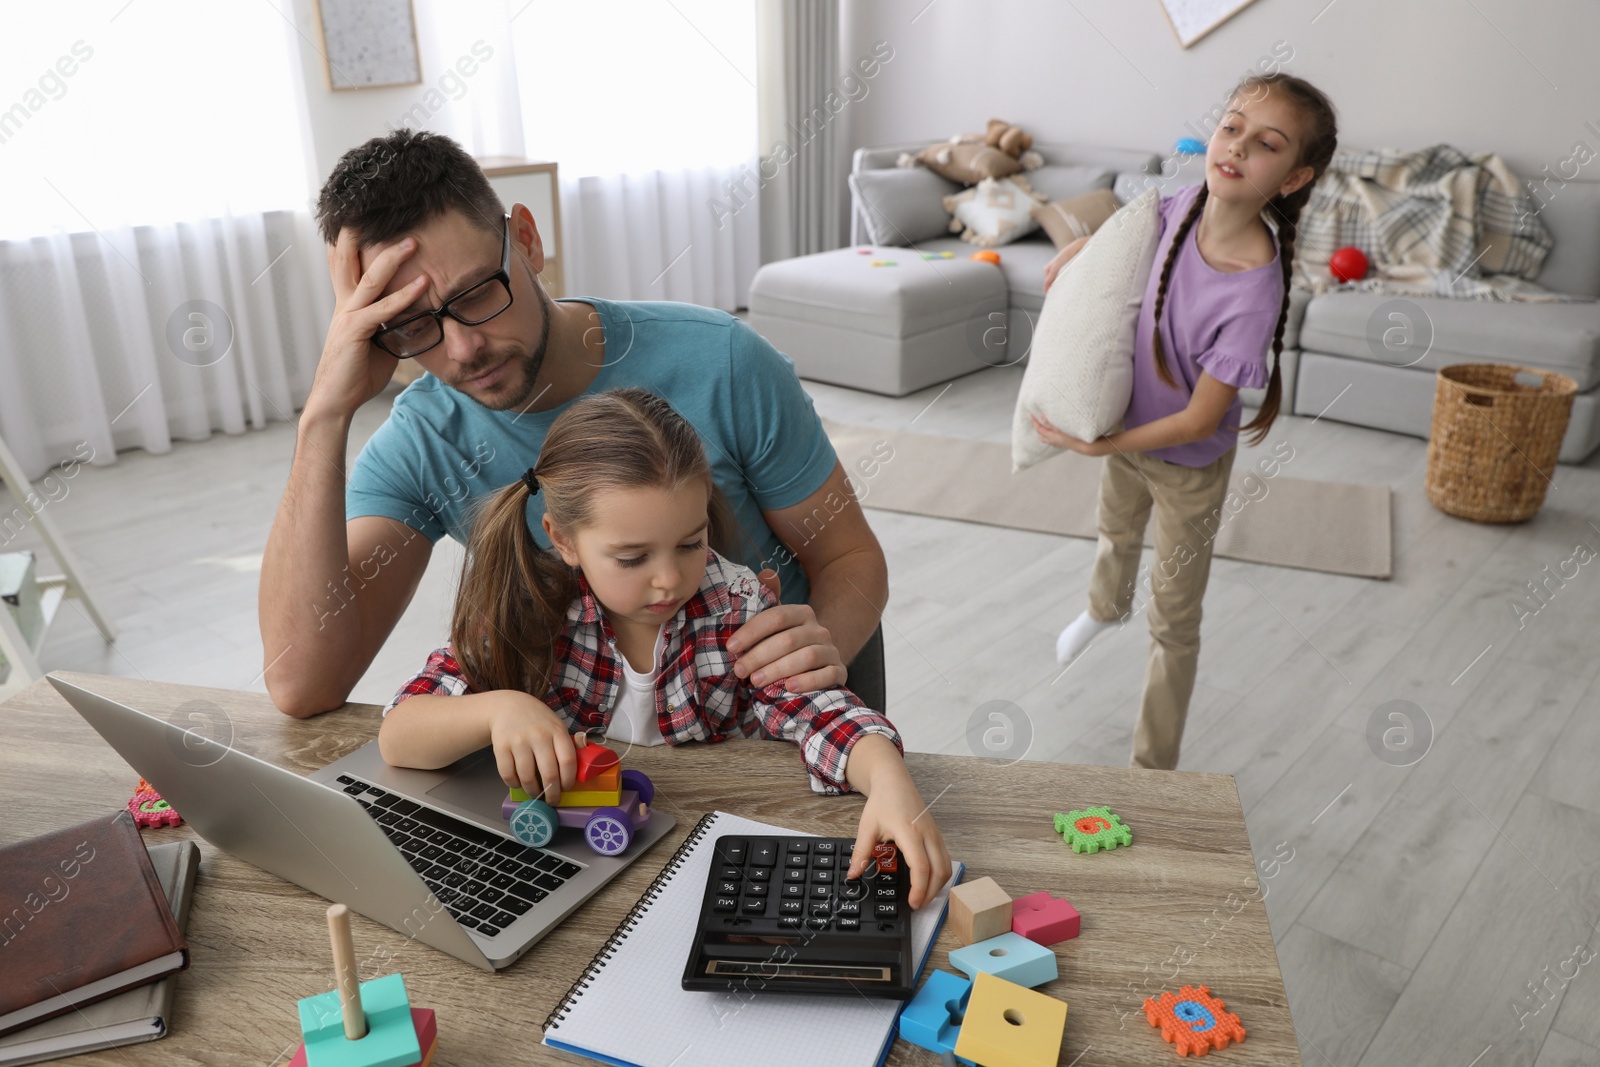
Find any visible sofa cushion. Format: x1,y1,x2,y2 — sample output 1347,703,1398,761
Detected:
849,168,961,246
1011,189,1162,469
1531,179,1600,298
943,177,1044,247
1017,164,1115,203
748,247,1008,339
1032,189,1122,248
913,236,1058,314
1298,291,1600,390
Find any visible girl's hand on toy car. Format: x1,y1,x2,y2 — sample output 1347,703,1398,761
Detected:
488,692,579,803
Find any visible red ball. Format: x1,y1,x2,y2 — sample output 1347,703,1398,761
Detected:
1329,246,1369,283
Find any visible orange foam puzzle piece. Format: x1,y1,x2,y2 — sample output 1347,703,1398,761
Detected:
1144,985,1246,1057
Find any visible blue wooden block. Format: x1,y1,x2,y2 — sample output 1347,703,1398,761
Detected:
898,970,975,1065
948,931,1059,989
297,972,421,1067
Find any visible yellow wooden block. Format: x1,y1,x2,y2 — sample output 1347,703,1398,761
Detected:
558,786,622,807
953,972,1067,1067
509,787,530,802
950,876,1013,945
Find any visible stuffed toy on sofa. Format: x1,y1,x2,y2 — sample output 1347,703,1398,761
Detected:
898,118,1045,185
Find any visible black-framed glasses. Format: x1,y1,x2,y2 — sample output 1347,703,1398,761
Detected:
374,214,515,359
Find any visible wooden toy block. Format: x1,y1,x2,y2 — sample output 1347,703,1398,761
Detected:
1144,985,1246,1057
587,763,621,792
948,931,1058,989
949,876,1013,946
508,786,530,802
952,972,1067,1067
574,743,620,783
1011,891,1079,945
898,970,975,1065
290,1010,435,1067
557,785,623,808
298,973,420,1067
1053,805,1133,853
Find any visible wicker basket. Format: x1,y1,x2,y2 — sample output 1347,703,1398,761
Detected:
1425,363,1576,523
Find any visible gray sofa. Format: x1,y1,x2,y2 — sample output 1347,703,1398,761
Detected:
753,140,1600,462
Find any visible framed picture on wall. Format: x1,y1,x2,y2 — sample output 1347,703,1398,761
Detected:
311,0,423,91
1157,0,1264,48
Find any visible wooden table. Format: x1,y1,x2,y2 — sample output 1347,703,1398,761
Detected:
2,674,1301,1065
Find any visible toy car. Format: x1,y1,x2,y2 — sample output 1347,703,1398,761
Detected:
500,740,653,857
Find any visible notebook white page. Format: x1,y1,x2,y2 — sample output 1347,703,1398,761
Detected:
543,811,961,1067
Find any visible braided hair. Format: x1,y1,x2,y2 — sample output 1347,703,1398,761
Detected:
1149,73,1338,446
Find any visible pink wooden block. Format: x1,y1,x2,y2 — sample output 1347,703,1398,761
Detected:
1011,890,1079,945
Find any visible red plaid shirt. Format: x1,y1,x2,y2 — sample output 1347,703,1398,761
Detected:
385,549,901,795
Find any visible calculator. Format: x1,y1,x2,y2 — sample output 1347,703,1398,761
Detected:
681,835,915,998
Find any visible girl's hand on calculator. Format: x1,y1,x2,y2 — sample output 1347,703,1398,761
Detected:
488,692,579,803
846,740,952,909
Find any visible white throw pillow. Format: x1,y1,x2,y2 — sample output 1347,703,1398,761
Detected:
943,177,1044,247
1011,188,1161,472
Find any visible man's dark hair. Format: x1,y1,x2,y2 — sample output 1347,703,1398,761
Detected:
315,128,504,247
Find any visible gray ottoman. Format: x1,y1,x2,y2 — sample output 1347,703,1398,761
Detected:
748,247,1010,396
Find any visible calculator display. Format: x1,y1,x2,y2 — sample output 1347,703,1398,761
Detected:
681,835,916,998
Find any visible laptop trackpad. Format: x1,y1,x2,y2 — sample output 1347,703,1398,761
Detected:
425,750,512,814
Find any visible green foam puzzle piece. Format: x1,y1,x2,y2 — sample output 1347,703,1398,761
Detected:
1053,805,1133,853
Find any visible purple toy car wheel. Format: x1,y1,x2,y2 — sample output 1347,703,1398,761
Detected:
584,808,633,856
620,769,654,806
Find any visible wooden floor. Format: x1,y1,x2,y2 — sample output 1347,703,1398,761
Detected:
8,364,1600,1066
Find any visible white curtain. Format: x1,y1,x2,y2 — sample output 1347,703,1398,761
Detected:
0,2,329,481
756,0,842,262
508,1,761,310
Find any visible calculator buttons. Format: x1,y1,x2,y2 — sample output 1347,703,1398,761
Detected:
875,902,899,919
714,896,737,912
785,854,808,869
810,885,834,899
782,884,804,898
783,869,807,883
787,839,810,853
872,843,899,873
813,855,835,869
836,901,861,918
745,884,768,897
718,880,740,895
743,899,767,914
813,870,834,884
750,842,778,866
778,916,801,929
746,867,771,882
806,917,829,931
722,841,747,864
814,841,836,854
841,879,866,899
779,900,803,915
839,917,861,931
875,886,897,899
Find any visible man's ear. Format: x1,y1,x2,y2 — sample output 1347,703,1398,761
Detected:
543,515,580,566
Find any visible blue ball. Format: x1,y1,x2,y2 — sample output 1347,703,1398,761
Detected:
1175,137,1206,155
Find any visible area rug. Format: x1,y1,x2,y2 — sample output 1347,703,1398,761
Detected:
823,419,1393,579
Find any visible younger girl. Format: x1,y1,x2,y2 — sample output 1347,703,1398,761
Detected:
1034,73,1338,770
379,387,950,907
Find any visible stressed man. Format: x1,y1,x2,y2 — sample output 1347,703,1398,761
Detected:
259,129,887,718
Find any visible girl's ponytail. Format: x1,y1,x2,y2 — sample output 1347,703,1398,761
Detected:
450,478,577,700
1149,184,1209,391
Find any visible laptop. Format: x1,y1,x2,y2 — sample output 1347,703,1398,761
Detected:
46,674,677,972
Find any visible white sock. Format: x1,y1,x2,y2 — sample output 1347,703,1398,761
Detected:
1056,609,1114,665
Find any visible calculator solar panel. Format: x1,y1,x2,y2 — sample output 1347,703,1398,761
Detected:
681,835,916,998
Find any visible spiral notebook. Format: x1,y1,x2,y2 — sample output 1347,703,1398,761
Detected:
542,811,962,1067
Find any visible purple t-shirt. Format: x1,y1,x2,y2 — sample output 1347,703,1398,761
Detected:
1123,183,1285,467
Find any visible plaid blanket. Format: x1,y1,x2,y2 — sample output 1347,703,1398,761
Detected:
1294,144,1587,302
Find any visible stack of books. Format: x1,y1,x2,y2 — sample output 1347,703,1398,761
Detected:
0,810,199,1066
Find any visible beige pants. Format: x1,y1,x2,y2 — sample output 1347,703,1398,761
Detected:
1086,446,1237,770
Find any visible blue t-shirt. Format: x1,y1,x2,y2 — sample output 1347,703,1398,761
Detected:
347,298,838,603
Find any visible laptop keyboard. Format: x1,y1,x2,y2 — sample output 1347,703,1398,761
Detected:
337,774,582,939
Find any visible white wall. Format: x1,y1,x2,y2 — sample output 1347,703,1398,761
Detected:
838,0,1600,183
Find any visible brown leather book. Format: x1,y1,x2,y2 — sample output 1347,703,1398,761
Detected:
0,811,189,1037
